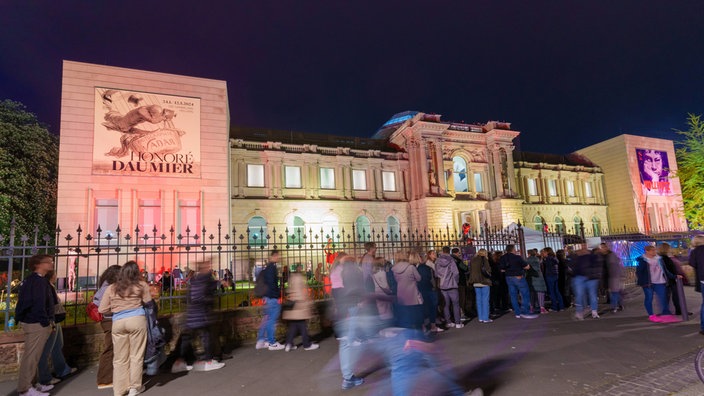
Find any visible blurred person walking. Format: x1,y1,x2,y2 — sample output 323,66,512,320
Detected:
543,248,564,312
15,254,56,396
689,235,704,334
600,243,624,313
98,261,152,396
334,253,367,390
282,271,319,351
37,270,76,387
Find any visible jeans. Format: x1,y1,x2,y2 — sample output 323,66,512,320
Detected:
474,286,490,321
258,297,281,344
545,275,564,311
335,309,377,380
421,291,438,326
506,276,531,316
441,289,461,324
610,291,621,309
643,283,671,316
586,279,599,311
112,315,147,396
38,323,71,384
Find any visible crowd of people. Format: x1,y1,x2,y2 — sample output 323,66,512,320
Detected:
12,236,704,396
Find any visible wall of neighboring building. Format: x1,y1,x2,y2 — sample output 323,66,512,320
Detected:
56,61,230,277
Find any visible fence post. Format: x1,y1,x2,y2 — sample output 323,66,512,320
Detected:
3,218,16,331
517,220,526,258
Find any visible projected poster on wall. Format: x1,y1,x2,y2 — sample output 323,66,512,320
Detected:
93,88,201,178
635,148,672,196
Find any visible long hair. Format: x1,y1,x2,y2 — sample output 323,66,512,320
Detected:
114,261,142,298
99,265,122,287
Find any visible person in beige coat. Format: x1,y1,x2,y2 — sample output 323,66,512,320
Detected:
282,271,319,351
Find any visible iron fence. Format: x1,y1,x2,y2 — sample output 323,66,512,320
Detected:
0,217,698,331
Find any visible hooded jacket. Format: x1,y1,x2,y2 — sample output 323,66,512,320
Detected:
391,261,422,306
435,253,459,290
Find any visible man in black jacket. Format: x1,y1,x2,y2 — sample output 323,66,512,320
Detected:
256,250,285,350
499,245,538,319
15,254,55,396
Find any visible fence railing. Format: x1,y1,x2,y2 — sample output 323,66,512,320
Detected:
0,217,697,331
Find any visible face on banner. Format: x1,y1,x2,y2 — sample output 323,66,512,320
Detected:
636,148,671,196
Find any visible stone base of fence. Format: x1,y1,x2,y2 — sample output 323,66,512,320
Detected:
0,299,334,382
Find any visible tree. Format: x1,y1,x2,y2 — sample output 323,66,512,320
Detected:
675,114,704,230
0,100,59,239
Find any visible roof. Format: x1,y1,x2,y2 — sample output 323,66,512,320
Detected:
513,151,598,167
230,125,399,152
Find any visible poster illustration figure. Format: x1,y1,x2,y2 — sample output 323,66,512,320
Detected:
636,148,672,196
93,88,201,177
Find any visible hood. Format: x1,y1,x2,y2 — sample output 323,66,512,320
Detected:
435,253,454,268
392,261,411,274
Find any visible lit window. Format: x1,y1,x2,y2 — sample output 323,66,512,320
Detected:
573,216,582,234
554,216,565,233
352,170,367,190
548,180,557,196
285,166,301,188
474,173,483,193
320,168,335,189
382,171,396,191
247,216,267,246
533,216,543,231
138,199,161,236
592,216,601,236
566,180,575,197
178,200,200,240
527,178,538,196
387,216,400,241
453,157,468,193
288,216,306,244
94,199,118,240
355,216,371,241
585,182,593,198
247,164,265,187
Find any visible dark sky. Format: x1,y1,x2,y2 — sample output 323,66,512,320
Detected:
1,1,703,153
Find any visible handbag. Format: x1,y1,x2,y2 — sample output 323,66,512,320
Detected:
281,300,296,311
86,302,103,322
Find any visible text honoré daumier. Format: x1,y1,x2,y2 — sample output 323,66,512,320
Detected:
111,151,195,174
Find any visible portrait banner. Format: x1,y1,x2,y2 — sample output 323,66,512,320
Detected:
636,148,671,196
93,88,201,178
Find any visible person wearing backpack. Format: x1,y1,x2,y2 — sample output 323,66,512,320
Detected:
255,250,285,351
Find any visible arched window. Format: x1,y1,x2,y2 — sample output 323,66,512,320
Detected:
554,216,565,234
573,216,582,234
387,216,401,241
322,213,339,242
247,216,267,246
288,216,306,245
592,216,601,237
533,215,543,231
453,156,469,193
355,216,371,242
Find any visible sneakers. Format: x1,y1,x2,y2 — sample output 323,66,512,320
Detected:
268,342,285,351
61,367,78,378
171,359,194,373
540,307,549,314
447,322,456,328
303,343,320,351
255,340,270,350
47,377,61,385
574,312,584,321
520,314,539,319
285,344,297,352
515,315,521,319
193,360,225,371
20,388,48,396
455,323,465,329
341,375,364,390
591,311,600,319
127,385,145,396
479,319,493,323
34,384,54,392
431,326,444,333
97,383,113,389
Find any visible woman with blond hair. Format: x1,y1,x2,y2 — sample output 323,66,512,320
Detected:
391,249,423,329
99,261,152,396
690,235,704,334
469,249,493,323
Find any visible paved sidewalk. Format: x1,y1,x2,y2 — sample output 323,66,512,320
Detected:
2,286,704,396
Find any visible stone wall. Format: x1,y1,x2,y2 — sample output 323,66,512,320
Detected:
0,300,333,382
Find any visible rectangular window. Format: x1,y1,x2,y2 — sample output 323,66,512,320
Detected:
247,164,265,187
138,199,161,236
474,173,483,193
527,178,538,196
94,199,118,240
567,180,576,197
382,171,396,191
548,180,557,196
284,166,302,188
585,181,593,198
320,168,335,189
352,169,366,190
178,200,201,239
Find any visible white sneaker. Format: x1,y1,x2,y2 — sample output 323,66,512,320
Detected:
268,342,285,351
447,323,456,328
455,323,464,329
193,360,225,371
20,388,48,396
303,343,320,351
285,344,297,352
34,384,54,392
47,377,61,385
591,311,600,319
255,340,270,349
171,360,193,373
126,385,145,396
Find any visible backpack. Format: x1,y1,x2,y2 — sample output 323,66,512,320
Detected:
384,262,398,295
254,269,269,298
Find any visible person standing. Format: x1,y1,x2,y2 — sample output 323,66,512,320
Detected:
600,243,624,313
499,245,538,319
282,271,319,351
94,265,122,389
392,249,424,330
15,254,56,396
689,235,704,335
659,243,686,315
435,247,463,328
418,250,441,332
98,261,152,396
636,245,674,317
256,250,285,350
360,242,377,292
526,249,547,314
468,249,492,323
543,248,564,312
451,248,473,320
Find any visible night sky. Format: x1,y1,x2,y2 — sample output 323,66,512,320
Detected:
1,1,703,153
